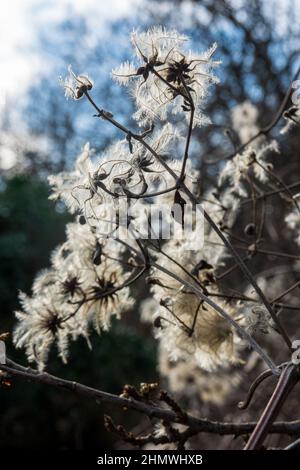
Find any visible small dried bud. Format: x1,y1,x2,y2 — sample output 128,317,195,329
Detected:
248,151,256,164
146,276,165,287
79,215,86,225
93,242,102,266
160,297,173,308
62,65,94,100
248,243,256,254
153,316,162,328
139,382,159,398
244,223,256,237
121,384,142,401
0,333,9,342
191,259,213,275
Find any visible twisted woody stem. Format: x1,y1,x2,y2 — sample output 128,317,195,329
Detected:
244,364,300,450
2,358,300,441
84,84,291,352
68,64,300,449
114,236,278,373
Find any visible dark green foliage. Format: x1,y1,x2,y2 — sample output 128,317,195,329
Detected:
0,175,70,325
0,175,157,449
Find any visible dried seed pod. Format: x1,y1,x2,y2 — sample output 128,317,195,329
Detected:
153,316,162,328
244,223,256,237
93,242,102,265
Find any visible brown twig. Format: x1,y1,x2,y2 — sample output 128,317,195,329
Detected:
2,359,300,438
244,364,300,450
84,88,292,351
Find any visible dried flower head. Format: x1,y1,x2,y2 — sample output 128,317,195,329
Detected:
112,27,219,127
60,65,93,100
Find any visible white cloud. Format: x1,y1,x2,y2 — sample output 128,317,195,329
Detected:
0,0,139,110
0,0,141,170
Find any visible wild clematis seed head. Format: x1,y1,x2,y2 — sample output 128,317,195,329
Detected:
112,27,220,128
60,65,93,100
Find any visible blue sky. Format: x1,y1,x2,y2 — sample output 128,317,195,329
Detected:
0,0,141,109
0,0,297,170
0,0,295,107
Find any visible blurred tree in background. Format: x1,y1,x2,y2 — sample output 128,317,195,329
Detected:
9,0,299,175
1,0,300,449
